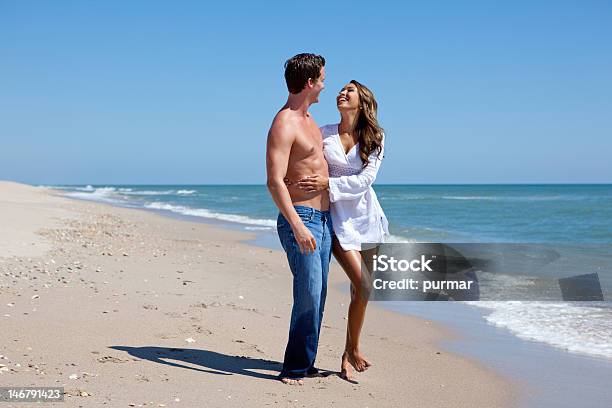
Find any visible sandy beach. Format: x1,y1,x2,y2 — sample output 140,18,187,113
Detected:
0,181,519,407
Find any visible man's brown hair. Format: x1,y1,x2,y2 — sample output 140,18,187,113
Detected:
284,53,325,94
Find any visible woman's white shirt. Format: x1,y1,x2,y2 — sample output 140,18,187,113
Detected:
321,123,389,251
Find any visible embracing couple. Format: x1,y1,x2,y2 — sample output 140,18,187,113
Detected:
266,53,389,384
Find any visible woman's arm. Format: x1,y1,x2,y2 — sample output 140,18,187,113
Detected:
295,133,385,202
328,134,385,202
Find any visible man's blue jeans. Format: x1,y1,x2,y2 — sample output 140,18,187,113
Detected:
277,205,333,379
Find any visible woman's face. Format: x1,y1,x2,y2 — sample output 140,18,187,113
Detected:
336,83,360,111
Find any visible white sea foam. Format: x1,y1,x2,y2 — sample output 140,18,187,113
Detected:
475,271,538,292
64,186,195,196
50,185,96,192
115,188,195,196
466,301,612,359
121,190,175,196
144,202,276,228
64,187,125,205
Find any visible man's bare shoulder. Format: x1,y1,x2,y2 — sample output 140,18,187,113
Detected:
272,107,301,127
269,108,300,140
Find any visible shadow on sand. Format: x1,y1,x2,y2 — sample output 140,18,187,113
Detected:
110,346,282,380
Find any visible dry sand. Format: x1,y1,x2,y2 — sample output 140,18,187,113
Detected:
0,181,519,407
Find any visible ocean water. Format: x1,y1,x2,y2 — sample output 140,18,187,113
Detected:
48,184,612,360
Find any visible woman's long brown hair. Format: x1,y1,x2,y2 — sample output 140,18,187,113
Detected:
350,80,384,169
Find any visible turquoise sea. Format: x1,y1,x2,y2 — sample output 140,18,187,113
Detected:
52,184,612,243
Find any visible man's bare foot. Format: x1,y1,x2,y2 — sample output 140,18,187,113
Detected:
346,349,372,372
340,351,354,381
280,377,304,385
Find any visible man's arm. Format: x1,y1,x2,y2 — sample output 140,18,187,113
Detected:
266,120,316,254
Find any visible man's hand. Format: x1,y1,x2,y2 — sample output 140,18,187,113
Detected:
296,174,329,192
293,222,317,254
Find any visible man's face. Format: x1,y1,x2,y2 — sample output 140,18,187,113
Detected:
310,67,325,103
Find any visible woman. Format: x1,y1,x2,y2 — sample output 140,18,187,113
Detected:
287,80,389,381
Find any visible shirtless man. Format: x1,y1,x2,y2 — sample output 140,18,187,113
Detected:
266,53,333,385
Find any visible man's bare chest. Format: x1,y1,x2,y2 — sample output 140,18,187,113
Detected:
291,127,323,160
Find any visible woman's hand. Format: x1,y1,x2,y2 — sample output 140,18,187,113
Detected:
296,174,329,193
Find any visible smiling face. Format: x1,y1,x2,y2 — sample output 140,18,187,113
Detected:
336,82,360,112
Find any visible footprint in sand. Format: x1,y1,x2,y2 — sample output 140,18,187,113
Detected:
164,311,185,318
192,325,213,335
155,333,179,339
96,356,128,364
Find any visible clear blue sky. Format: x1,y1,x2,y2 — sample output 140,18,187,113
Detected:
1,1,611,185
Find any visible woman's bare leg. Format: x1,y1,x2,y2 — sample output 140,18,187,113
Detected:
332,236,372,380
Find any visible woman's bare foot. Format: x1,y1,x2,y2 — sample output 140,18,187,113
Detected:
280,377,304,385
346,348,372,372
340,351,354,381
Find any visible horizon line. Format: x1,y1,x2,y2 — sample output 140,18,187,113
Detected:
31,182,612,187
